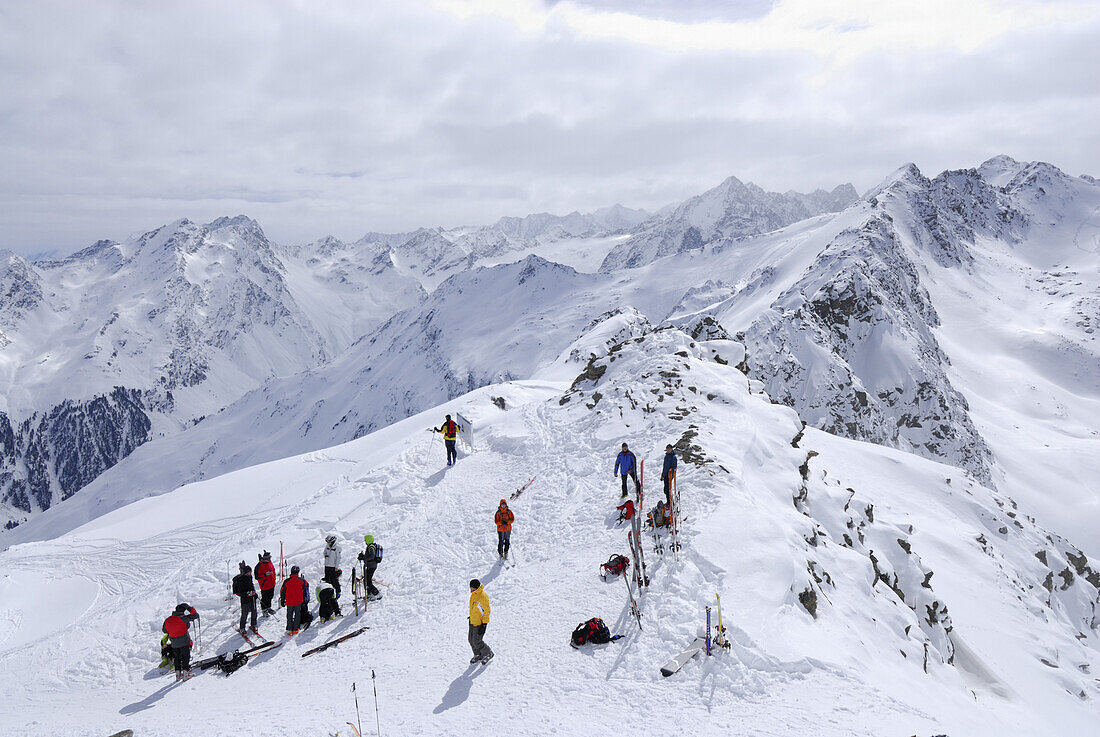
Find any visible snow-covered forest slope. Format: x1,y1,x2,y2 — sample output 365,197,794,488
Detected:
1,323,1097,737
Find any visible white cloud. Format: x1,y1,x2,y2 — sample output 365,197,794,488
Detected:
0,0,1097,251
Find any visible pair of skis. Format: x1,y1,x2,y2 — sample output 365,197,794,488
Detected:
659,593,730,677
301,626,369,658
510,476,536,501
192,640,280,671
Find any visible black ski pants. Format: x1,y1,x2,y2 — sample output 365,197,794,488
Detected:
445,438,457,465
319,590,341,620
662,474,672,506
172,643,191,673
260,587,275,613
364,564,379,596
239,594,257,630
286,603,301,632
619,472,640,497
468,622,492,660
324,566,341,597
496,530,511,557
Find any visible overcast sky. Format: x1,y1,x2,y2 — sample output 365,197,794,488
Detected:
1,0,1098,253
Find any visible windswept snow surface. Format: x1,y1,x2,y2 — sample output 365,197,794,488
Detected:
0,326,1097,737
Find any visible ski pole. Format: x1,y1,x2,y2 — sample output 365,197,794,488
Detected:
352,681,364,737
372,669,381,737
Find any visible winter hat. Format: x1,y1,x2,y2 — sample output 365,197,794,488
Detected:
499,499,507,505
242,564,252,574
175,603,189,614
291,565,300,575
239,560,247,572
364,534,374,545
326,534,337,545
469,578,481,589
666,444,673,451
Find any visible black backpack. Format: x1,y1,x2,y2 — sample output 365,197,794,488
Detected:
571,617,611,647
216,650,249,675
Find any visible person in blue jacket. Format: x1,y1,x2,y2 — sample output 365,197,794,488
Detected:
661,443,678,505
614,443,640,499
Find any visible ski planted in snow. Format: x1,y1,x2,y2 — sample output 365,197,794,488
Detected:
714,593,730,650
351,568,362,616
301,627,369,658
509,476,536,501
660,637,707,677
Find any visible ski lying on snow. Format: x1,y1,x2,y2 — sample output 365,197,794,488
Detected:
660,637,707,677
301,627,369,658
509,476,536,500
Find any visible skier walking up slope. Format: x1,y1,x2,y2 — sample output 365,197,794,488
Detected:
255,551,277,616
357,535,383,601
162,603,199,681
614,443,640,499
495,500,514,560
435,414,462,466
232,562,260,635
468,579,494,665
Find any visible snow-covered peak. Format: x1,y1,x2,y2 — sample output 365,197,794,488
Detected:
862,162,926,200
976,154,1027,187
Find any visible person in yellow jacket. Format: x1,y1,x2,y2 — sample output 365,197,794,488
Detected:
468,578,494,664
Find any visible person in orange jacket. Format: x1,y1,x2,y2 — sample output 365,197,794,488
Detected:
494,499,514,560
468,578,493,665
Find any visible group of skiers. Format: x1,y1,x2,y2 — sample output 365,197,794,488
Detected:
161,532,385,679
159,413,677,677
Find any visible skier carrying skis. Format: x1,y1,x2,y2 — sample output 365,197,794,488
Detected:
357,534,383,601
323,534,342,598
317,577,342,622
232,561,260,636
468,578,494,664
435,414,462,466
255,550,277,616
280,565,306,635
661,444,677,506
494,499,514,560
614,443,640,499
161,603,199,680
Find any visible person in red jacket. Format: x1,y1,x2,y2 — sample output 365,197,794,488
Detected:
255,551,277,616
162,603,199,680
280,566,306,635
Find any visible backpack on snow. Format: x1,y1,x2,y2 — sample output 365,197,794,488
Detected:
616,500,635,524
571,617,612,647
216,650,249,675
600,554,629,579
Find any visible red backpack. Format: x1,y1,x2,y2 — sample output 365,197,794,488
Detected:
600,554,629,578
571,617,613,647
616,500,635,523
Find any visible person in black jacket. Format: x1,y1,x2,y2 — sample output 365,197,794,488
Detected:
233,562,260,635
661,444,678,506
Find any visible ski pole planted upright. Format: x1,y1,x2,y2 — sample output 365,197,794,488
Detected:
372,668,382,737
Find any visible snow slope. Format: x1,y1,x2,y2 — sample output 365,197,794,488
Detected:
0,323,1096,737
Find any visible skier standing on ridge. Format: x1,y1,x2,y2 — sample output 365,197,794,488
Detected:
280,565,306,635
232,561,260,636
661,444,677,506
357,535,383,601
468,578,494,664
614,443,640,499
435,414,462,466
323,534,342,598
495,499,514,560
255,550,277,616
162,603,198,680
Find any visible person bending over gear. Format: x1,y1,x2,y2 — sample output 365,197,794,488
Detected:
468,578,494,664
436,414,462,466
323,534,342,598
232,562,260,635
358,535,383,600
317,578,342,622
614,443,640,499
255,551,277,616
280,566,306,635
495,500,514,559
162,603,199,680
